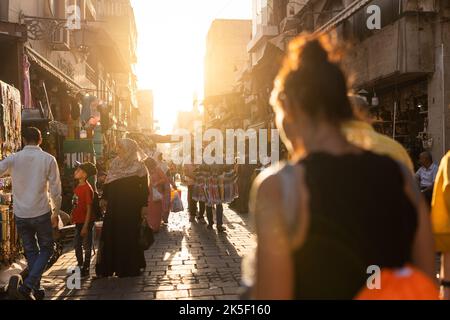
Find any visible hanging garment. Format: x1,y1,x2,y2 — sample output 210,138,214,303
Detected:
1,81,22,154
218,174,225,203
71,100,81,120
23,55,33,109
80,95,97,124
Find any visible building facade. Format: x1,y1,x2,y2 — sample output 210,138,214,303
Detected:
245,0,450,166
204,19,252,129
137,90,154,133
0,0,138,214
0,0,138,158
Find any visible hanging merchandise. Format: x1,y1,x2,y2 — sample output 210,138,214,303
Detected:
0,82,21,266
99,104,112,133
49,121,69,137
371,80,428,164
23,55,33,109
80,95,95,123
0,207,11,262
58,96,71,122
192,165,239,206
0,81,22,156
81,95,101,128
70,99,81,120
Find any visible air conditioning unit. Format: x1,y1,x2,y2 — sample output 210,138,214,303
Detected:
51,28,70,51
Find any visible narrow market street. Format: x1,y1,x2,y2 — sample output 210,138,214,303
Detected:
1,0,450,306
40,187,255,300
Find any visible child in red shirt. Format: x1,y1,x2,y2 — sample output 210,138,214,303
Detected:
72,162,97,277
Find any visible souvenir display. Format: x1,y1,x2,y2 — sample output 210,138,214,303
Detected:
0,81,22,156
0,82,21,265
193,165,239,207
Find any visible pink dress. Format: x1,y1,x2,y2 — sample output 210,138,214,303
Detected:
147,167,169,232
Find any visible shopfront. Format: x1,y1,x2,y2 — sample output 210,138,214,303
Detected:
360,77,429,169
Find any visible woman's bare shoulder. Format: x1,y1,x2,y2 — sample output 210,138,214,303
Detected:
250,163,293,215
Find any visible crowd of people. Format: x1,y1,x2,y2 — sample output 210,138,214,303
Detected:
1,32,449,300
184,162,238,233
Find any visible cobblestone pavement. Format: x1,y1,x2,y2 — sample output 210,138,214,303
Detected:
41,188,255,300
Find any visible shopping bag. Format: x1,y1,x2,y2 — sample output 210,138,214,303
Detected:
171,189,182,202
171,192,184,213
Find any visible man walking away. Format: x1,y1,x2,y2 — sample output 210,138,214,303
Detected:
0,127,62,300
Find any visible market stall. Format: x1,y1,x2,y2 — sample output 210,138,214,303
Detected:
0,81,22,265
367,79,429,168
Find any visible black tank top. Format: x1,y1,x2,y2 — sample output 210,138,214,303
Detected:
292,151,417,299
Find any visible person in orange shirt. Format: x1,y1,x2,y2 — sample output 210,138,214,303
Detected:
431,151,450,299
343,95,414,174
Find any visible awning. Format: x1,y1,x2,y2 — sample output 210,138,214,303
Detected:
63,139,96,171
25,46,82,94
252,41,285,73
63,139,95,154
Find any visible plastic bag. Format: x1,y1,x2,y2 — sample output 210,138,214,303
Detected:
152,187,163,201
171,192,184,213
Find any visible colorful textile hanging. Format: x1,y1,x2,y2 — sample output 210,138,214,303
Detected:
0,81,22,155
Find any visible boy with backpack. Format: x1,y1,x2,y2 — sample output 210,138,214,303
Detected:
72,162,98,277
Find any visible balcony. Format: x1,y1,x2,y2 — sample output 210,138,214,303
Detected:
73,62,96,91
247,25,279,53
344,15,434,88
85,63,97,86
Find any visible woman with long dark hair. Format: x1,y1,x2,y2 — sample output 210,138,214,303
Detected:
246,34,436,299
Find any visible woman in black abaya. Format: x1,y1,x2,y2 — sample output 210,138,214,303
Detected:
96,138,149,278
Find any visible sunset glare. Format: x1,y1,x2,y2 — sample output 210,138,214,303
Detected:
132,0,252,134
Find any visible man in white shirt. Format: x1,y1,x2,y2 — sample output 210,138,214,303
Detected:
0,127,61,300
416,151,439,204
